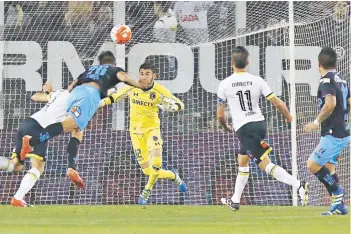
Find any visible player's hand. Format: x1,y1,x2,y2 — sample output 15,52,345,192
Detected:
285,116,293,123
304,122,319,132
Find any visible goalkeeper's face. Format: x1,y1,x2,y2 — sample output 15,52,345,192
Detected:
139,69,156,87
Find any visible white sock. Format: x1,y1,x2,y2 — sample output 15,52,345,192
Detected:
14,168,41,200
265,163,300,188
0,157,14,172
231,167,249,203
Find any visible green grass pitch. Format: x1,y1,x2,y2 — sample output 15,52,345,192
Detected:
0,205,349,234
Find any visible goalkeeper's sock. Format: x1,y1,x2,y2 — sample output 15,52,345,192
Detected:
0,157,14,172
265,163,300,188
29,122,63,146
14,168,40,200
314,166,340,193
158,169,176,180
67,137,80,170
231,167,249,203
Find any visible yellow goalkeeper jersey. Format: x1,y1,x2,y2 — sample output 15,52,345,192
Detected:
104,82,184,133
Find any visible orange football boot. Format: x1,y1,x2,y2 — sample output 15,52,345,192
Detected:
67,168,86,189
11,198,33,207
20,136,33,161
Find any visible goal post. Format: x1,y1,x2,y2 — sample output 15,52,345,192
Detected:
288,0,298,207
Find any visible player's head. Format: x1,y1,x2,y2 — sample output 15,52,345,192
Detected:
232,46,249,70
42,80,53,93
98,51,116,65
318,47,337,72
139,63,157,86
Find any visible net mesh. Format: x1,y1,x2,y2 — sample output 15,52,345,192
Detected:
0,1,349,205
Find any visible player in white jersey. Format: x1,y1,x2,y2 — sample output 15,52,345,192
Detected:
0,81,85,207
217,46,309,211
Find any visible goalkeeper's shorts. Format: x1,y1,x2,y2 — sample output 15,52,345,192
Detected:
67,85,100,130
236,121,272,164
130,128,163,165
13,117,48,164
310,135,350,165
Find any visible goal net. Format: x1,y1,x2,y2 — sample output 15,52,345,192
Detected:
0,1,349,206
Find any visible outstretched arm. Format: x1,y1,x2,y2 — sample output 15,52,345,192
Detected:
117,72,148,89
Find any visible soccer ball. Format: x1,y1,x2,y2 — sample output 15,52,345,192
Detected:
110,24,132,44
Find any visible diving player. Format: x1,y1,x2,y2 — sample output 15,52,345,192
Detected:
19,51,146,164
304,47,350,215
100,63,187,205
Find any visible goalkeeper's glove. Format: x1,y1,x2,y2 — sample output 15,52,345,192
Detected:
157,98,180,112
99,99,106,108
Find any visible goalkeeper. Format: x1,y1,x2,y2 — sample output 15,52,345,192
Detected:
100,63,187,205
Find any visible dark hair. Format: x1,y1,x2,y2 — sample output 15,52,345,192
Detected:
318,47,337,69
232,46,249,69
139,63,156,73
98,51,116,65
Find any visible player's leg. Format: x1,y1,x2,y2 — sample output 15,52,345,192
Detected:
11,147,46,207
66,129,85,189
251,122,309,205
307,135,349,215
21,85,101,159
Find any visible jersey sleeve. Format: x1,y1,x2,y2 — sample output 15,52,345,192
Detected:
319,78,336,98
157,85,184,110
103,85,133,105
217,81,226,105
260,78,276,100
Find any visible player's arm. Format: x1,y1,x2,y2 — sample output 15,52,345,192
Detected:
260,78,293,122
216,82,232,132
304,79,336,132
117,71,148,89
68,79,79,92
157,86,184,112
99,85,132,107
31,92,51,102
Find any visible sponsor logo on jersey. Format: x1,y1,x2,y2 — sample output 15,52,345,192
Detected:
132,99,155,107
153,136,158,141
70,106,81,118
133,92,139,96
149,92,156,100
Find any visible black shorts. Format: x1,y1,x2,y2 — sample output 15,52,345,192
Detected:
236,121,272,164
12,118,48,164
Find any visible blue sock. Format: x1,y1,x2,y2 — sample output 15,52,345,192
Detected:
29,123,63,146
67,137,80,170
314,166,340,194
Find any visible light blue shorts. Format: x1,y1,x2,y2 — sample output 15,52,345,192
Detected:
67,85,100,130
310,135,350,165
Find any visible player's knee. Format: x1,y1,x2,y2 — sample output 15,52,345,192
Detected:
30,158,45,175
238,154,250,167
71,130,84,142
307,159,319,173
151,156,162,172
